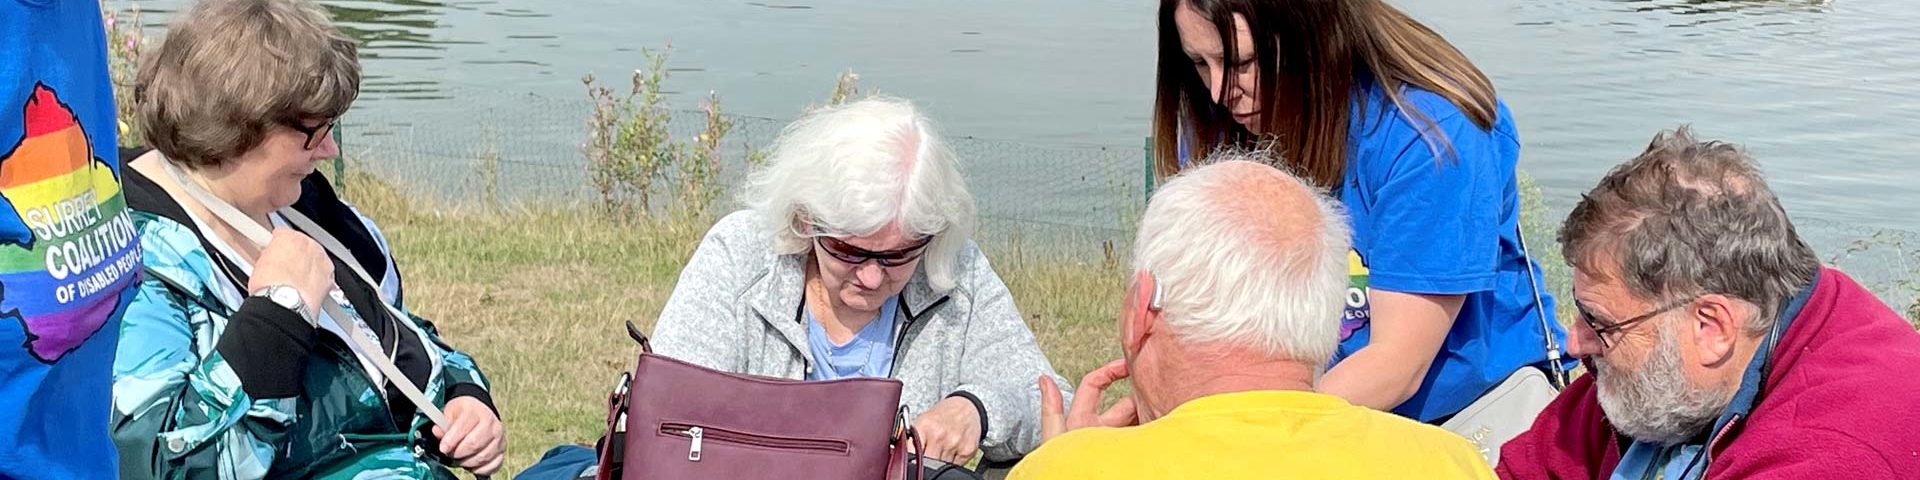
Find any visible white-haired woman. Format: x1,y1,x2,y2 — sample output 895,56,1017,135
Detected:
648,97,1070,468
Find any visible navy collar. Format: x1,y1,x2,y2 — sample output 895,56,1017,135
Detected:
1622,271,1820,480
1696,269,1820,464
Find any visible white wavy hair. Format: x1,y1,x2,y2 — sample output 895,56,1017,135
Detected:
744,96,977,291
1132,152,1352,366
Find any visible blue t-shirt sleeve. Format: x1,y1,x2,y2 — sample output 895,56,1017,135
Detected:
1358,106,1508,295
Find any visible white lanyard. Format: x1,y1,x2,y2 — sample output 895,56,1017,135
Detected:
158,158,449,428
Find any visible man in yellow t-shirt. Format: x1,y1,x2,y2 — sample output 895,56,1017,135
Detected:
1009,157,1494,480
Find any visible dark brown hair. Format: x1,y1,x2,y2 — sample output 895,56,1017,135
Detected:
1151,0,1499,188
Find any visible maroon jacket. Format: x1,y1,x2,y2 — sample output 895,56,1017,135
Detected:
1498,268,1920,479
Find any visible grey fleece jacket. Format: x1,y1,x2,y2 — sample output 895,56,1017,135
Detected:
650,211,1072,461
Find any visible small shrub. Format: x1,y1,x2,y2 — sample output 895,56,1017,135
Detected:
102,1,149,147
582,46,767,220
675,92,731,215
581,46,675,218
826,70,860,107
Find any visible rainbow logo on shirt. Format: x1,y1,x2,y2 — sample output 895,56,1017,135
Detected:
1340,249,1371,340
0,84,140,363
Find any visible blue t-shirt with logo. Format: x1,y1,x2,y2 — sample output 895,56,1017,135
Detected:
1330,84,1566,422
0,0,143,477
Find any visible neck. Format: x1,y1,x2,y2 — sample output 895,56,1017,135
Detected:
803,258,883,340
188,164,275,225
1151,343,1317,413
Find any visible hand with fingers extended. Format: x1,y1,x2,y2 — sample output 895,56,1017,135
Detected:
1038,359,1139,442
431,396,505,475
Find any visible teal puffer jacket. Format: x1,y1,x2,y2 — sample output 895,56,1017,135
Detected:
111,166,493,480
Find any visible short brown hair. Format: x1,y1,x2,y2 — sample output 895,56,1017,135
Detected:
136,0,360,169
1558,127,1819,333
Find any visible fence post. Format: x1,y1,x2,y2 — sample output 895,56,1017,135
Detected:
1142,136,1155,200
332,120,346,192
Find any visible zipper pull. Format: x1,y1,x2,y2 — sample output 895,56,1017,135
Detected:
687,426,704,462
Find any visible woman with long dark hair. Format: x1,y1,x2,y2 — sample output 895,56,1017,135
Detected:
1150,0,1571,447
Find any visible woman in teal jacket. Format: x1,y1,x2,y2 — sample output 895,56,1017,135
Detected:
109,0,501,478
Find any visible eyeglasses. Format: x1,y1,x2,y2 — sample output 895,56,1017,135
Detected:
814,235,932,267
284,118,337,151
1575,294,1698,350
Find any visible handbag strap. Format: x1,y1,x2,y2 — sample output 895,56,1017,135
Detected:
594,321,653,480
594,371,633,480
1515,218,1570,389
888,426,923,480
279,208,388,302
159,158,451,428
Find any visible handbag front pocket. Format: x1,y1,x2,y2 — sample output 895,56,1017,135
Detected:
659,421,852,462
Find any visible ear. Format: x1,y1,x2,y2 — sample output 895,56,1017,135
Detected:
1123,271,1160,355
1689,294,1744,368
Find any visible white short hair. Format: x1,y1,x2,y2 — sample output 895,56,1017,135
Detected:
743,96,977,291
1132,153,1352,366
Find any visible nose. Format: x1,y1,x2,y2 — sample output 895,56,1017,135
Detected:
1205,64,1228,106
852,262,886,288
1566,321,1603,359
313,132,340,159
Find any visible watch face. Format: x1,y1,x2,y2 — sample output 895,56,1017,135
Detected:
271,287,302,308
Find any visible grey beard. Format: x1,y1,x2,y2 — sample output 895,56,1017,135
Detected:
1593,325,1733,446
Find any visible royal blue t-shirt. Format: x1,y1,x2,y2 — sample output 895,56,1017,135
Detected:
1330,84,1567,422
0,1,143,477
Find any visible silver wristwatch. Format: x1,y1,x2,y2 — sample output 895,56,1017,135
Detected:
252,284,315,326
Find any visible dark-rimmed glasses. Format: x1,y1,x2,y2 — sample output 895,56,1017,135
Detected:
285,118,337,151
814,235,932,267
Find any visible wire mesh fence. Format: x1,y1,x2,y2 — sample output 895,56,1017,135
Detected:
336,84,1150,258
336,85,1920,317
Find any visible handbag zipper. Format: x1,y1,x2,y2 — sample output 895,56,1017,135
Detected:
660,422,851,462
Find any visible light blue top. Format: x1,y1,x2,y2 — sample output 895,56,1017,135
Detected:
805,296,900,380
1612,443,1706,480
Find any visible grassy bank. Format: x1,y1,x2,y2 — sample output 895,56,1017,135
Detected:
341,171,1127,476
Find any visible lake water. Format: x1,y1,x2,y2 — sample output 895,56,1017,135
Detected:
115,0,1920,288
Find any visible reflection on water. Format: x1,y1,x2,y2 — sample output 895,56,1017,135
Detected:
122,0,470,97
1607,0,1833,16
1409,0,1919,233
108,0,1919,236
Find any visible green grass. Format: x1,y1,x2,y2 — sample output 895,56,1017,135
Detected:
342,171,1131,477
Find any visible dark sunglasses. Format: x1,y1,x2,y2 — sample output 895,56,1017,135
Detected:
285,118,337,151
814,235,932,267
1574,294,1698,350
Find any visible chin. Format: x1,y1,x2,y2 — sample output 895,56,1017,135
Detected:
272,182,306,209
841,291,892,311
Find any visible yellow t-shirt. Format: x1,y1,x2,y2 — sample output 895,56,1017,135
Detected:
1008,390,1494,480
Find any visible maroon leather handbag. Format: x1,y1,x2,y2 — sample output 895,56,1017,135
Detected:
597,322,922,480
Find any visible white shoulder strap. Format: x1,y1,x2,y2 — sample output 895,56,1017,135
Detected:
278,208,388,302
159,159,449,427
